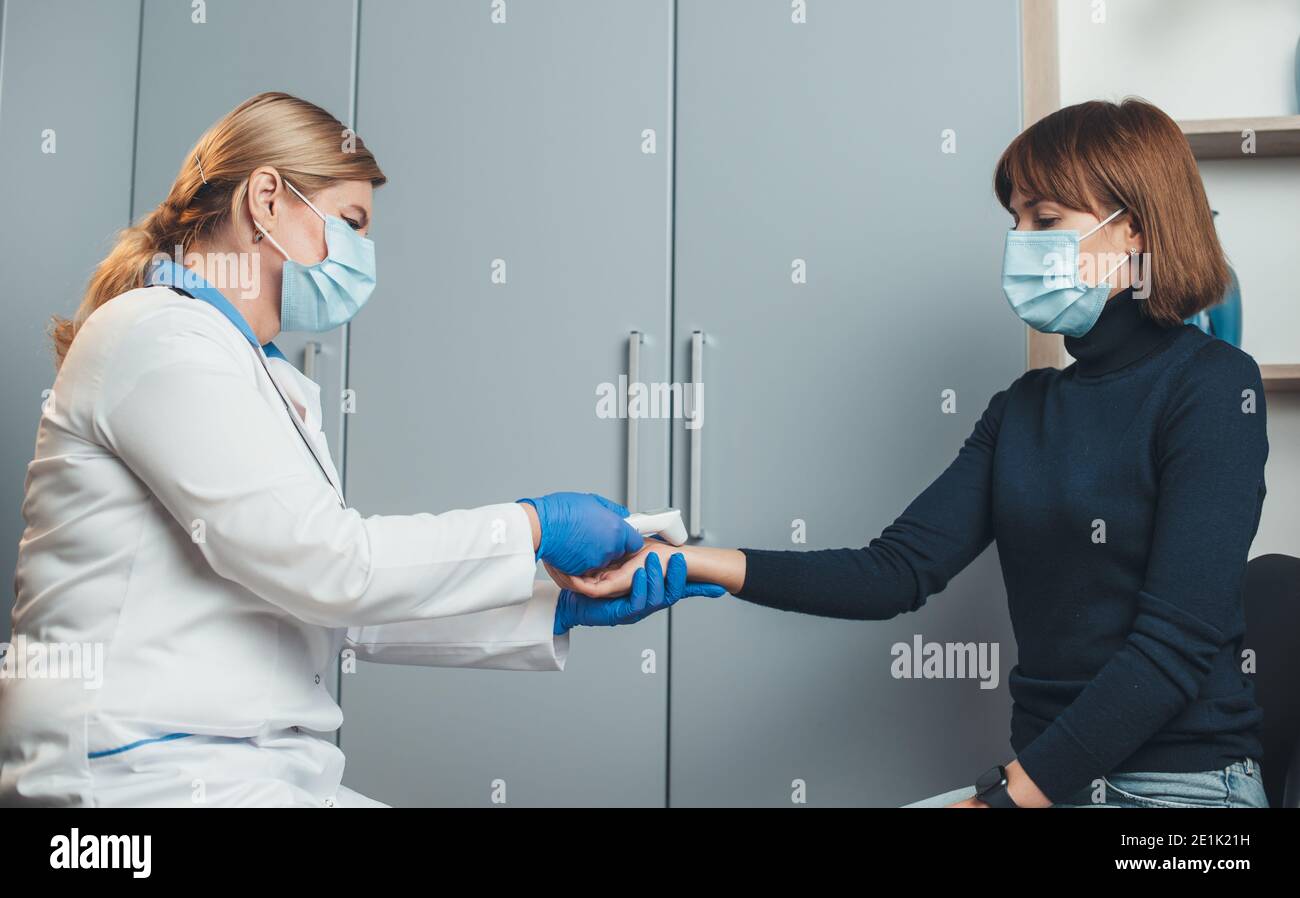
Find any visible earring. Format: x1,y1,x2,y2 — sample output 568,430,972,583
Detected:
253,230,263,243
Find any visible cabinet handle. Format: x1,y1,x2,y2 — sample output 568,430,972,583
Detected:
302,341,321,382
626,331,642,511
689,330,704,538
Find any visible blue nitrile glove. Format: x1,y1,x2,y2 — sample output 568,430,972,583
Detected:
553,551,727,635
518,492,645,575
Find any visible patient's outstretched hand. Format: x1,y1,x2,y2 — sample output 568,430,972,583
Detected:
550,551,725,634
552,541,675,599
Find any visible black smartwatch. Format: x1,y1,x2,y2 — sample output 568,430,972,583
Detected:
975,764,1020,808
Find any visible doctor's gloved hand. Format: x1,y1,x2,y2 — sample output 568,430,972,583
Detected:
518,492,644,575
552,551,726,635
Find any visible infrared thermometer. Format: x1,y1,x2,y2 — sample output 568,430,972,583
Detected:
625,508,689,546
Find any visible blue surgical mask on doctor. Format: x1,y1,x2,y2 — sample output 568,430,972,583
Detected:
253,179,376,332
1001,205,1136,338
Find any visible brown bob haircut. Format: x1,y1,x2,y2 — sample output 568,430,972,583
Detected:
994,98,1229,326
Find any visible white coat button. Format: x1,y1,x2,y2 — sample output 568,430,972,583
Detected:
314,674,321,685
324,797,335,807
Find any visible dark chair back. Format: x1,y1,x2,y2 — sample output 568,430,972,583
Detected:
1243,553,1300,808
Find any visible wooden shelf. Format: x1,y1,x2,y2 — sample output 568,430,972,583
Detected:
1179,116,1300,159
1262,364,1300,392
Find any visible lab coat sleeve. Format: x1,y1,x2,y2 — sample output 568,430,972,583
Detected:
94,306,538,628
344,579,568,671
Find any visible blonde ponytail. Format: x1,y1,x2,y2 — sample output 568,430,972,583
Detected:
53,92,386,366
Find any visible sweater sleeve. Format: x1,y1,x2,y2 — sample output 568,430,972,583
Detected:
1016,342,1268,802
734,383,1011,619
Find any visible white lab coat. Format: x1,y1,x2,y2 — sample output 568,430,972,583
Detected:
0,286,567,807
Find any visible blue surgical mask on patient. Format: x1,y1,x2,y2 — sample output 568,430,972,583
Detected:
254,179,376,332
1001,206,1134,339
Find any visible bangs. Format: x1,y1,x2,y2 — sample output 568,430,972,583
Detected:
994,123,1099,217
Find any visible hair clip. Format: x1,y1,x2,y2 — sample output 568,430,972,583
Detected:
194,154,209,186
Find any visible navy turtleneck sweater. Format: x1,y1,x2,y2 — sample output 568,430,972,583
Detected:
735,287,1268,803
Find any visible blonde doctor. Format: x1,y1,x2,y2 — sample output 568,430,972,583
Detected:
0,92,712,807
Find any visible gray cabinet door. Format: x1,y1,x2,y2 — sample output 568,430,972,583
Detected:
132,0,358,705
0,0,141,642
339,0,674,806
669,0,1025,806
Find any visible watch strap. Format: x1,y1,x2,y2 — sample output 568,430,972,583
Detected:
979,780,1019,808
975,764,1020,808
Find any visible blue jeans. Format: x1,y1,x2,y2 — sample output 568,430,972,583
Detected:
903,758,1268,808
